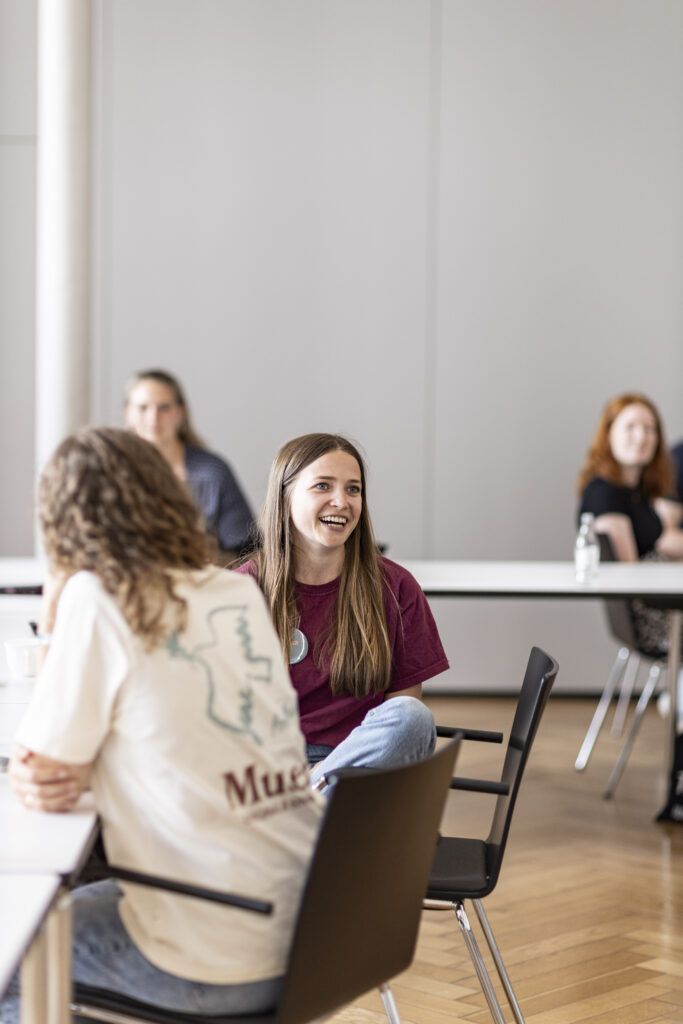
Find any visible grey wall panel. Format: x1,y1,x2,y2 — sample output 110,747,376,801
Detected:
0,0,36,134
429,0,683,689
4,0,683,690
0,0,37,555
0,146,36,554
93,0,433,555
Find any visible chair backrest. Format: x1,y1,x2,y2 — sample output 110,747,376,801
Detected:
597,532,638,647
277,738,461,1024
485,647,558,889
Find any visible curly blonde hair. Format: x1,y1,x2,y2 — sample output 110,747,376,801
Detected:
39,427,214,649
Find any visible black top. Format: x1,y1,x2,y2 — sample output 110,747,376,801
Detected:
672,440,683,503
579,476,662,558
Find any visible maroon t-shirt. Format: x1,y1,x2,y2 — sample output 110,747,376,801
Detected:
236,556,449,747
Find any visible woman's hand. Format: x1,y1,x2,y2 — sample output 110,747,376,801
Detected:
655,528,683,560
9,745,91,813
592,514,638,562
653,499,683,559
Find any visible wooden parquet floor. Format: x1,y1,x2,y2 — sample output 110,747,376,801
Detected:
326,695,683,1024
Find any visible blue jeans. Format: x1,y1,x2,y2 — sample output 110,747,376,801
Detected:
308,695,436,787
0,881,282,1024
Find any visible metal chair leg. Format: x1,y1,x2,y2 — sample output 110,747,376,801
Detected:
453,902,507,1024
69,1005,141,1024
379,982,402,1024
575,646,630,770
610,652,641,737
604,662,661,799
472,899,526,1024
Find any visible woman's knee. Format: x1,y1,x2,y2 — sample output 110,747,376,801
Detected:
381,696,436,753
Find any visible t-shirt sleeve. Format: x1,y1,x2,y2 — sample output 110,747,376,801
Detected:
16,573,132,764
579,477,632,520
385,565,449,693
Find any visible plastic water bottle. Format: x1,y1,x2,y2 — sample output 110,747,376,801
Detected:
575,512,600,583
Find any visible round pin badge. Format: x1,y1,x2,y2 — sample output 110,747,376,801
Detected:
289,628,309,665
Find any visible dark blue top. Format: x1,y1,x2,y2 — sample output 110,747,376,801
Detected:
185,445,254,554
579,476,662,558
672,441,683,503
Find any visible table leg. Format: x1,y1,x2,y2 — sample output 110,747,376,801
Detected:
665,610,681,794
46,889,72,1024
20,925,47,1024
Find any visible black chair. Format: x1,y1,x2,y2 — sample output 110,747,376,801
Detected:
574,533,667,797
424,646,559,1024
70,737,461,1024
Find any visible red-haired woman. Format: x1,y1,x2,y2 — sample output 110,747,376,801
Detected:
577,393,683,653
577,392,683,561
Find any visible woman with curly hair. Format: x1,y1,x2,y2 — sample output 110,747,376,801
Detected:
236,432,447,787
577,393,683,655
4,427,322,1022
125,368,254,559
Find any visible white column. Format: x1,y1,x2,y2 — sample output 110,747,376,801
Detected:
35,0,92,479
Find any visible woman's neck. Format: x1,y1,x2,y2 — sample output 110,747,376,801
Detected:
620,465,642,488
293,546,345,586
158,438,186,480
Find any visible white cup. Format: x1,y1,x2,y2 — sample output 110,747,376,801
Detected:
3,637,49,679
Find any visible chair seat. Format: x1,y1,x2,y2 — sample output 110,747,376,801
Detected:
426,836,490,901
73,984,277,1024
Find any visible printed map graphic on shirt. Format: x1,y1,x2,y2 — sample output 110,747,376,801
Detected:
166,602,297,745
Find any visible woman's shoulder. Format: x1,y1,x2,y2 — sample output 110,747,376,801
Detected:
57,571,132,640
582,475,625,495
183,563,258,591
377,556,422,596
580,476,634,515
184,445,233,477
62,569,110,602
232,558,256,579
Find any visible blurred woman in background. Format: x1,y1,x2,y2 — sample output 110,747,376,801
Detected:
577,392,683,655
577,392,683,561
125,368,254,560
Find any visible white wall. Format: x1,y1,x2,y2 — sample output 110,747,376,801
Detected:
4,0,683,692
0,0,37,553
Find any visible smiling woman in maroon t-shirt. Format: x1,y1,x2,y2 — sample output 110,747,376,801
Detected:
236,432,448,786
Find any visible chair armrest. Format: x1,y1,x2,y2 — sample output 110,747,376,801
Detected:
449,776,510,795
81,861,273,915
436,725,503,744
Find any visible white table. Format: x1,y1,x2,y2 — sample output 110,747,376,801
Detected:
0,683,34,758
0,778,98,879
0,558,45,595
0,781,98,1023
0,595,43,695
0,561,44,751
0,561,98,1021
399,559,683,601
399,560,683,811
0,873,65,1023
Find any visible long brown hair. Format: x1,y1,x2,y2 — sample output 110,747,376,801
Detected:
125,369,205,448
39,427,214,649
577,392,673,500
249,433,392,697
